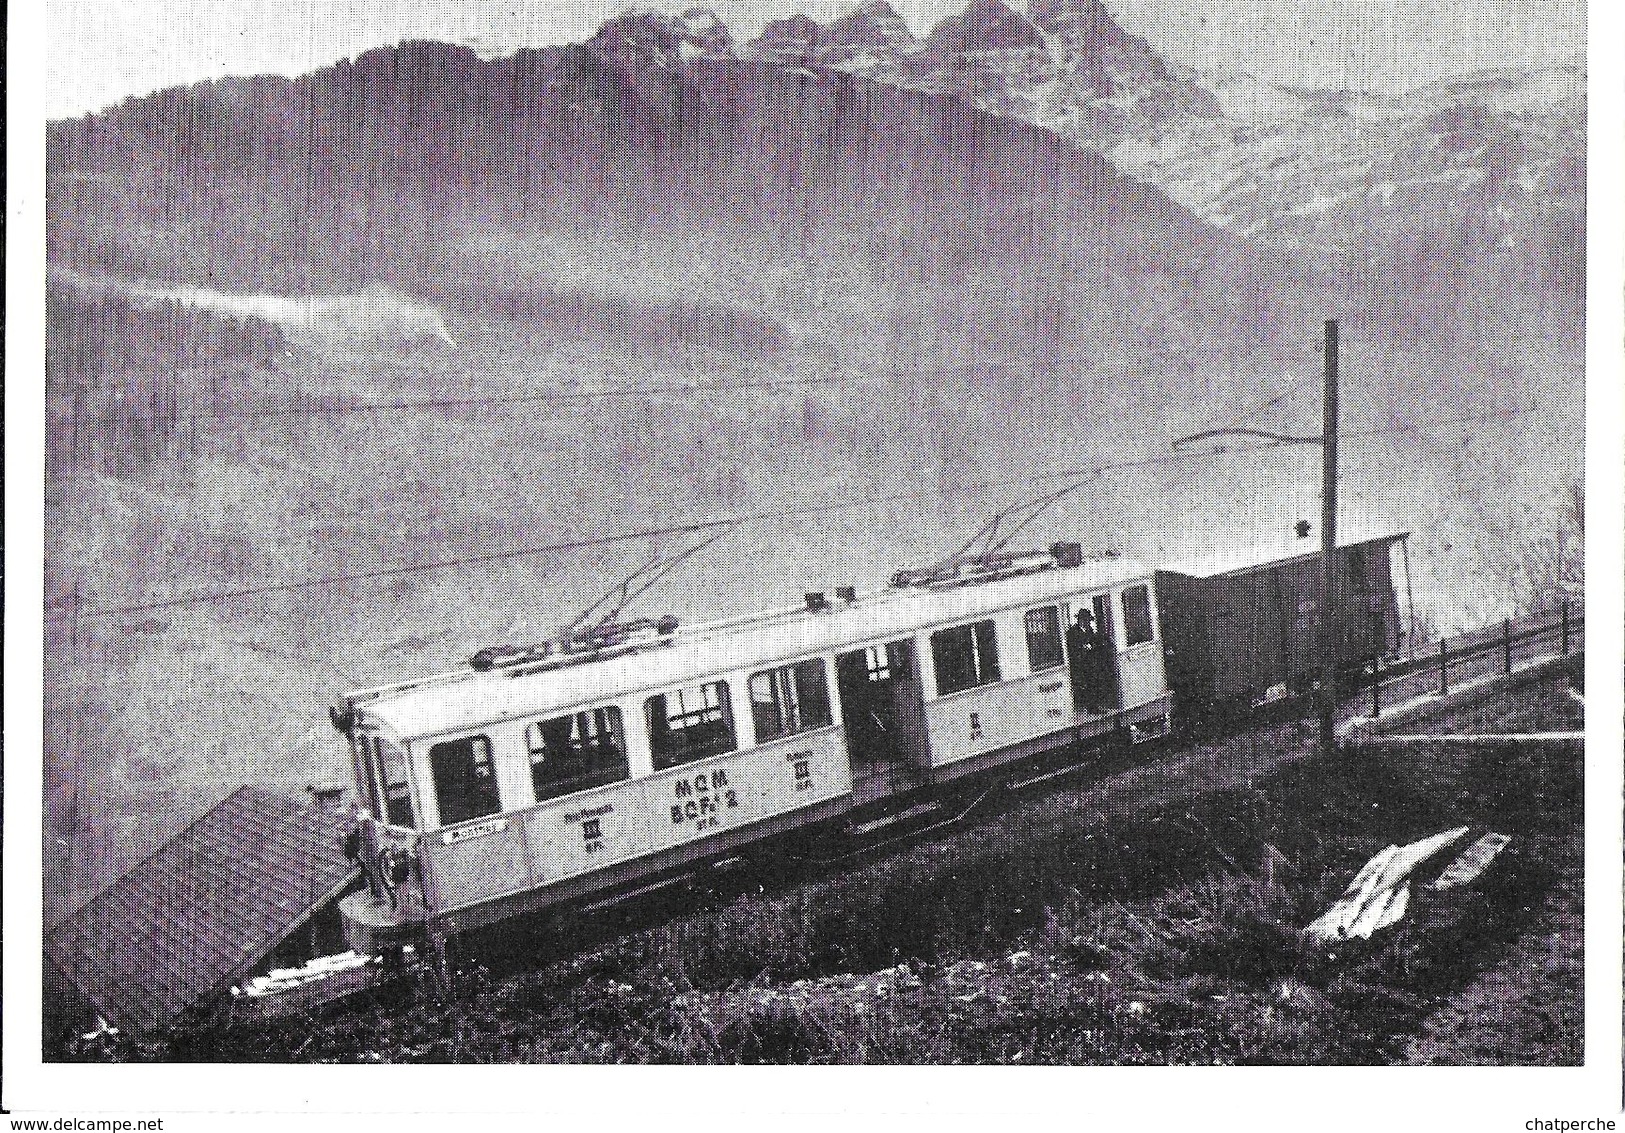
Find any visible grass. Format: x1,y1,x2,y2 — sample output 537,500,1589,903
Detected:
1429,667,1585,734
67,677,1581,1065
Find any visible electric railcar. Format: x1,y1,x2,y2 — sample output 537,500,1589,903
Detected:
332,543,1174,955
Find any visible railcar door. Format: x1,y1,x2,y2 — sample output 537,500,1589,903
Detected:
353,728,416,829
837,639,929,801
1280,562,1319,694
1339,545,1382,664
1067,594,1120,714
1267,567,1293,696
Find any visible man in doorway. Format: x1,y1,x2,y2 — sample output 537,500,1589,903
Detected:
1066,607,1106,714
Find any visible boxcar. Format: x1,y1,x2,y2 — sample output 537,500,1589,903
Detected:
332,545,1173,954
1155,528,1408,710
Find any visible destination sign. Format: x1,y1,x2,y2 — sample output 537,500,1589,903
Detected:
440,816,509,845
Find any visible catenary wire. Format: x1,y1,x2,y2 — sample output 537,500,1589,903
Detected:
46,401,1555,622
69,374,839,427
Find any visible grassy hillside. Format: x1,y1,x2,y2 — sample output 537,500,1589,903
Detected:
63,676,1580,1064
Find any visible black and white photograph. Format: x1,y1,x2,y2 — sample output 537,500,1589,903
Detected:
4,0,1620,1124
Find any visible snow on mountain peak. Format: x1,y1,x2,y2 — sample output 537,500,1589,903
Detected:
1403,64,1584,116
591,6,735,66
825,0,917,50
571,3,1579,274
1028,0,1127,45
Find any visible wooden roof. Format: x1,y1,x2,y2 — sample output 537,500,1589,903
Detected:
45,786,358,1035
1157,526,1409,581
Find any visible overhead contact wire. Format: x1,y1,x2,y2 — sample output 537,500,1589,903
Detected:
47,402,1554,622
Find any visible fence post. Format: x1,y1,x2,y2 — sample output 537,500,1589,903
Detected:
1561,601,1570,656
1503,618,1512,675
1370,660,1381,719
1439,639,1449,696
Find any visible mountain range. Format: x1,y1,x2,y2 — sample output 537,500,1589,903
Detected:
48,0,1582,354
49,15,1328,406
473,0,1583,304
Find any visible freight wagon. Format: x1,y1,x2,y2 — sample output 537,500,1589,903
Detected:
1155,528,1408,712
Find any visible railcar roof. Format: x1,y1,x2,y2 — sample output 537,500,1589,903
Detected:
1159,524,1408,580
356,555,1153,742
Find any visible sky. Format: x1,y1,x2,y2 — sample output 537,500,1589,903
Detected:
42,0,1585,120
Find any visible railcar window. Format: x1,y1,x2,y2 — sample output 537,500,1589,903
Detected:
646,680,737,770
886,640,914,676
750,658,833,743
931,619,1002,696
1122,584,1155,646
373,736,416,829
353,732,380,815
429,735,501,826
1024,605,1065,672
526,706,629,803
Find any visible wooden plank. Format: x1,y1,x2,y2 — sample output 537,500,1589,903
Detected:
1429,833,1512,891
1305,827,1469,942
